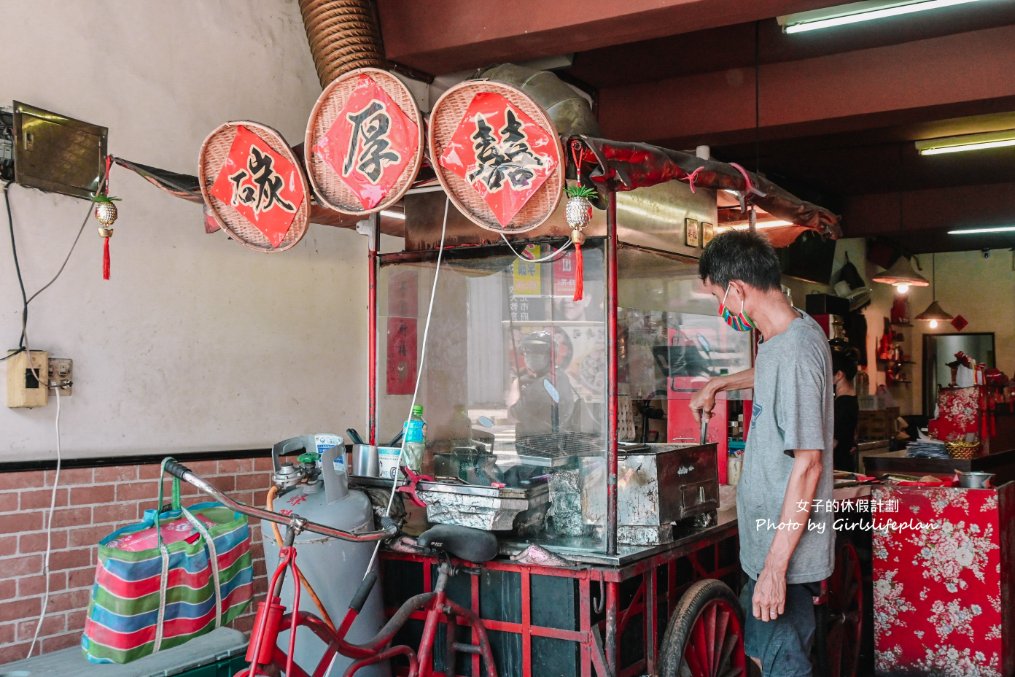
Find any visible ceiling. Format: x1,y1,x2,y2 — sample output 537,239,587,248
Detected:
376,0,1015,255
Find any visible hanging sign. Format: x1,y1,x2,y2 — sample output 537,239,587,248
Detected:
439,92,558,227
208,124,305,248
386,317,418,396
305,68,424,215
429,81,562,233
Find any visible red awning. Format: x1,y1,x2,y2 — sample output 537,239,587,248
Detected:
573,136,841,245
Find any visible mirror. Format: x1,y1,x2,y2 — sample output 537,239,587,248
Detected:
922,332,995,416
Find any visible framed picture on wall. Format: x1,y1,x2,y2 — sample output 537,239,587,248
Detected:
702,222,715,245
685,218,701,247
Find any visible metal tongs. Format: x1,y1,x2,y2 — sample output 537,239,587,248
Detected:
699,409,710,445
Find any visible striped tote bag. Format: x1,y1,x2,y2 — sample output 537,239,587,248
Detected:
81,470,253,664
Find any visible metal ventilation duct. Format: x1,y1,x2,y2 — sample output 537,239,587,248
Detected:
481,63,600,138
299,0,384,87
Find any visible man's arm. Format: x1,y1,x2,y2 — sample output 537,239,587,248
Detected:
689,368,755,422
752,448,823,622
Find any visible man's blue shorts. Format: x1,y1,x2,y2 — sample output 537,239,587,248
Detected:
740,576,819,677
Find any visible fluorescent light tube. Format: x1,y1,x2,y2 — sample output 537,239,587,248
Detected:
380,209,406,220
916,130,1015,156
780,0,980,34
947,226,1015,235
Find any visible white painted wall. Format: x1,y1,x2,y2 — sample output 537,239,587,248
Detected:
1,0,371,458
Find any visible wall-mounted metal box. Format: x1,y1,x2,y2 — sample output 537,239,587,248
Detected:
12,101,107,199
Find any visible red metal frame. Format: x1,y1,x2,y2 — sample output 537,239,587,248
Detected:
606,192,619,559
379,521,739,677
368,217,380,445
243,549,498,677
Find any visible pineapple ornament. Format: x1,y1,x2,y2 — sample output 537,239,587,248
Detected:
92,155,119,280
564,184,595,301
92,194,120,280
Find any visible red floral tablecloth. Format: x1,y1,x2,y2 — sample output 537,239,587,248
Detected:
929,385,982,441
872,484,1015,676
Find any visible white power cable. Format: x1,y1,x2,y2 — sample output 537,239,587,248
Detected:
499,232,572,263
26,385,61,659
364,197,451,577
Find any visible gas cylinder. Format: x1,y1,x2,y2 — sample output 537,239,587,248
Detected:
262,435,388,676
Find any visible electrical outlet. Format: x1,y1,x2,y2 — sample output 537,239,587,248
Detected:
6,350,48,408
48,358,73,396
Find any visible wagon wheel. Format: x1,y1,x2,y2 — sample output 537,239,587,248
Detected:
659,579,747,677
824,540,863,677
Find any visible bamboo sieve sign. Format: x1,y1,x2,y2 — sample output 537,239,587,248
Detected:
438,91,559,227
208,125,305,248
305,69,424,215
318,75,418,209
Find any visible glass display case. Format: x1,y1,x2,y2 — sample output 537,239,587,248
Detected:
375,239,754,555
377,243,608,552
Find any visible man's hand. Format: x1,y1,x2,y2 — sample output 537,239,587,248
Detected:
753,565,787,622
689,380,719,423
688,368,755,423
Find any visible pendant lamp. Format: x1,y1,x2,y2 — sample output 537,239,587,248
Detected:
915,253,953,325
872,254,929,290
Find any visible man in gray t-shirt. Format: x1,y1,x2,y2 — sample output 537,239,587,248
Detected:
692,231,833,677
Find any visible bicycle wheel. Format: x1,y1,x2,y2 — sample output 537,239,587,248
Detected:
659,579,748,677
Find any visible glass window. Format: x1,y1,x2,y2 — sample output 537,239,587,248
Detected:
618,246,753,447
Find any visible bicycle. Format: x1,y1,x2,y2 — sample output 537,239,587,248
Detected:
161,459,500,677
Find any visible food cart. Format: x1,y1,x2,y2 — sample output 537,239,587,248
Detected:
131,66,855,676
344,72,853,673
363,176,748,676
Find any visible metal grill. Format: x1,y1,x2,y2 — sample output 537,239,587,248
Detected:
515,432,603,467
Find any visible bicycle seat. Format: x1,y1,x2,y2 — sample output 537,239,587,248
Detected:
417,524,498,563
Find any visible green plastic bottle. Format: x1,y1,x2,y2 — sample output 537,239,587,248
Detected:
404,404,426,472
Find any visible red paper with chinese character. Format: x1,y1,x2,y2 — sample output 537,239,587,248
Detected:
439,92,558,226
387,317,417,396
315,74,418,210
872,484,1015,676
209,125,305,248
553,249,578,297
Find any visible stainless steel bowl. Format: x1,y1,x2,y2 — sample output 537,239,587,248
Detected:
957,471,995,489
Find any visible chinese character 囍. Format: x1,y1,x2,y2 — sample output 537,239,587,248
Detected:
467,109,543,192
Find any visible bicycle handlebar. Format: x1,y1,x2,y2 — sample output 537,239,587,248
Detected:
163,459,397,543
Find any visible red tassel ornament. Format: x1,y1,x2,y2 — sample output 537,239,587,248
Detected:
102,233,111,280
92,154,119,281
571,230,585,302
564,184,595,303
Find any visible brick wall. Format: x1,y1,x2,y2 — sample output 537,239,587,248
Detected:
0,454,274,664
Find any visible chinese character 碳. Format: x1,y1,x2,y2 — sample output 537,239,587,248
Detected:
229,146,295,214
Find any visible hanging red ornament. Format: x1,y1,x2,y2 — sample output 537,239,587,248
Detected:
92,155,119,281
564,185,594,302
